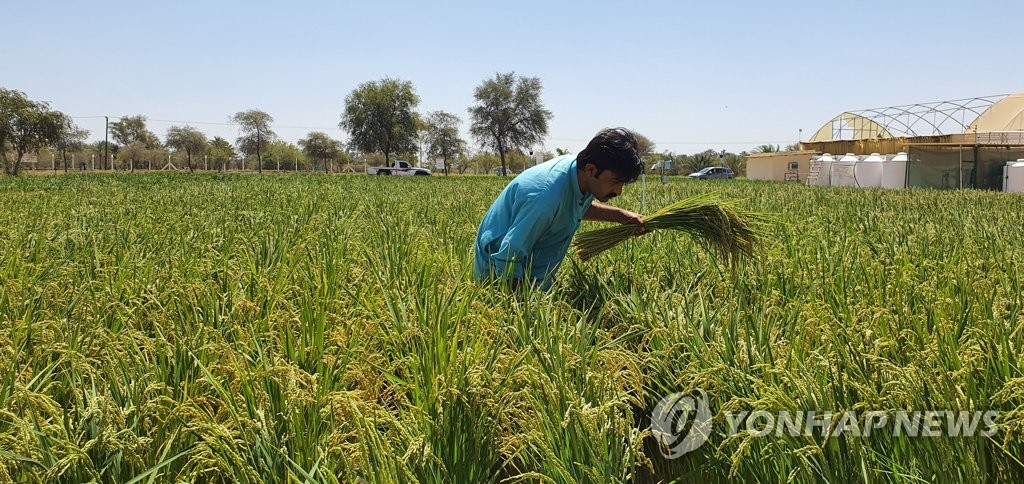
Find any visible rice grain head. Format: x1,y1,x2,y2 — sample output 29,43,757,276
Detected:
573,193,770,264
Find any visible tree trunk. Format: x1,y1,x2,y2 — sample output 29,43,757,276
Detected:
12,151,25,176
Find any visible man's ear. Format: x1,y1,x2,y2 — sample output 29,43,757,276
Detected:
583,163,598,176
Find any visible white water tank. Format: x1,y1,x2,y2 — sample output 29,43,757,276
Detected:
1005,159,1024,193
814,153,835,186
856,153,885,187
882,152,909,189
831,153,859,187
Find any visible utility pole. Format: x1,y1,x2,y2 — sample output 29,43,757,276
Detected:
104,116,109,170
256,128,262,174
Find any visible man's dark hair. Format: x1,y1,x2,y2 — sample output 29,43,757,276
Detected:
576,127,643,183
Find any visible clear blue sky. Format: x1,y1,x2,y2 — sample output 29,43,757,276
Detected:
4,0,1022,154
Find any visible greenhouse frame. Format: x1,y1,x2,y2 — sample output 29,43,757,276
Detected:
751,93,1024,190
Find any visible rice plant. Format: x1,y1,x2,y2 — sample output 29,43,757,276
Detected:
0,173,1021,483
572,192,769,264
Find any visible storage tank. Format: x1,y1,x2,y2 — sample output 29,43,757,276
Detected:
1005,159,1024,193
856,153,885,187
831,153,859,187
814,153,835,186
882,152,909,189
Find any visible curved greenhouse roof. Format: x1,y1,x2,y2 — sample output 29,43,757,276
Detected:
969,93,1024,132
809,93,1024,142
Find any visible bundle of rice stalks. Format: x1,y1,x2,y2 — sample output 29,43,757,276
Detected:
573,192,770,263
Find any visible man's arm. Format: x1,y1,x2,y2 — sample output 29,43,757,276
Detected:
584,202,646,234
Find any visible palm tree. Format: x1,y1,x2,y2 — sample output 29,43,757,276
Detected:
685,150,718,172
751,144,780,154
723,153,747,176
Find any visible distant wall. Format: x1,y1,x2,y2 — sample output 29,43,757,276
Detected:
747,151,818,182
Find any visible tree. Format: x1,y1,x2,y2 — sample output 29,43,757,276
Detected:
723,152,747,176
110,115,160,149
265,140,306,171
298,131,343,172
87,140,116,169
752,144,780,154
166,126,209,172
685,150,718,173
450,152,471,174
232,109,275,173
207,136,236,171
49,115,89,172
470,150,500,175
0,89,65,176
424,111,465,176
117,142,153,172
468,72,552,176
109,116,159,171
784,142,801,152
634,132,657,160
340,78,420,165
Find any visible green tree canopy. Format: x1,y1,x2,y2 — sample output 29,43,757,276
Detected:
1,88,66,175
298,131,343,171
166,125,209,172
470,150,500,175
265,140,305,170
633,132,657,161
207,136,236,171
684,150,719,173
231,109,275,173
752,144,780,154
468,72,552,176
110,115,160,149
424,111,465,176
51,116,89,172
117,141,158,171
723,152,747,176
340,78,420,165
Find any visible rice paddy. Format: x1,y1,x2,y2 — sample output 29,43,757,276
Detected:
1,173,1023,483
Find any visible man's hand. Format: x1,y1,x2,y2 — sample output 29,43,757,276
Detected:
618,209,646,235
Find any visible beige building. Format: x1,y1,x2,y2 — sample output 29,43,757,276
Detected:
747,150,818,182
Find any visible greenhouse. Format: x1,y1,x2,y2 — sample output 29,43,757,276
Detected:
750,93,1024,190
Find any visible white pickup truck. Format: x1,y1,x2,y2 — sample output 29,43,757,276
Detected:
366,160,431,176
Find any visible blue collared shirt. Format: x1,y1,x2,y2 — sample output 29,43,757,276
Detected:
473,155,594,288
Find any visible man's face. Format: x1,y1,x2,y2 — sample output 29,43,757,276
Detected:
583,164,626,202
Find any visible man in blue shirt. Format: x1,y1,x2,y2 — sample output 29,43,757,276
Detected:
473,128,646,289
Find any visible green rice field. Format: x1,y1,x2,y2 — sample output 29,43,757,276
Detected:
1,173,1022,482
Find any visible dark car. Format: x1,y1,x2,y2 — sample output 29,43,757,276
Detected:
687,166,735,179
